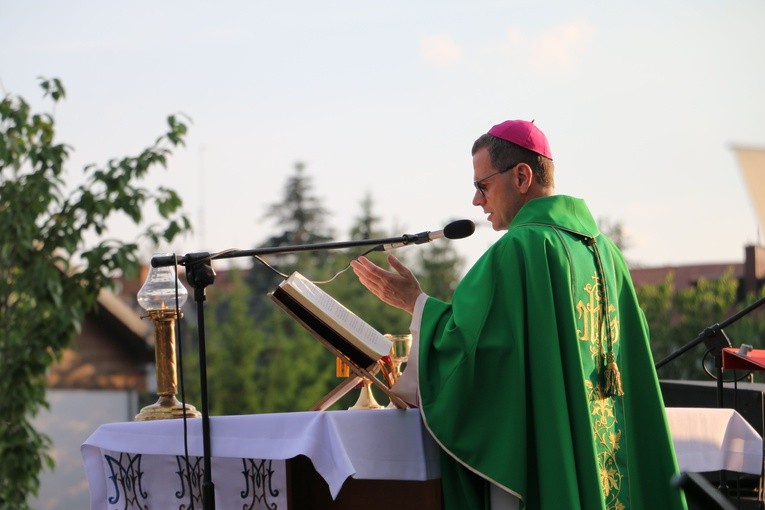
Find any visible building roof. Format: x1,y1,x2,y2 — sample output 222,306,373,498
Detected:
630,262,743,290
47,287,153,390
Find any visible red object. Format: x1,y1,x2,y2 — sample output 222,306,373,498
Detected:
722,347,765,371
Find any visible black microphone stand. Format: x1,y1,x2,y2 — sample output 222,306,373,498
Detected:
153,229,459,510
655,294,765,377
655,294,765,496
183,253,217,510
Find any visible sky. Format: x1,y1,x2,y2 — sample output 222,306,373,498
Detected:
1,1,764,276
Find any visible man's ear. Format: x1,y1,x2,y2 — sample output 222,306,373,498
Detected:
515,163,534,194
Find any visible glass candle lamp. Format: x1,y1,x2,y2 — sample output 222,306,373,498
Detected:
135,255,200,421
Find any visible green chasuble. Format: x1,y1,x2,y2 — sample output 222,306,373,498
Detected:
418,195,687,510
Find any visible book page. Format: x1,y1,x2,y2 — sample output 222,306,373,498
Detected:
280,273,391,359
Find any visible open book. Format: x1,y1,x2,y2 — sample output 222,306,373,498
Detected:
270,272,408,410
270,272,392,367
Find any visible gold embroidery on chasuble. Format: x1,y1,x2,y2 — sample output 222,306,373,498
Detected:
577,273,626,510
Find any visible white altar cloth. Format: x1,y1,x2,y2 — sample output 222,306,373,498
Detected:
81,407,763,510
666,407,763,475
82,409,440,509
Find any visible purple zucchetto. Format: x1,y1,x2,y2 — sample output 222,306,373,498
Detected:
488,120,553,160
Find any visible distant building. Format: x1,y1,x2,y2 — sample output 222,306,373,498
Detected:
46,288,153,391
630,244,765,298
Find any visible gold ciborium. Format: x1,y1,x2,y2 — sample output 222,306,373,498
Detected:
337,357,385,410
348,379,385,410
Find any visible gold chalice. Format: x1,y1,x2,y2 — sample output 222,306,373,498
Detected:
385,334,412,380
383,334,412,409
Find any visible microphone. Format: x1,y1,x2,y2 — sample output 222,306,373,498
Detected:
377,219,475,251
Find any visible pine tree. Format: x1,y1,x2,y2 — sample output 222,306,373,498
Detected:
247,161,336,317
350,192,382,240
262,161,334,247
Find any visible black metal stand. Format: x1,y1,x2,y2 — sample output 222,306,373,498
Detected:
655,296,765,406
184,253,217,510
672,472,735,510
656,295,765,371
656,325,731,372
656,294,765,499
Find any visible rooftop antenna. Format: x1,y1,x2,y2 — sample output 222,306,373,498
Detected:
199,145,207,248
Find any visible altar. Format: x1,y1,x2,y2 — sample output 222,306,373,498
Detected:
81,408,441,509
81,407,763,509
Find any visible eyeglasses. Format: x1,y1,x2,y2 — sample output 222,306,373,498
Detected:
473,163,520,199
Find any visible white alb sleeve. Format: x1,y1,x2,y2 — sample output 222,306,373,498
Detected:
389,292,428,406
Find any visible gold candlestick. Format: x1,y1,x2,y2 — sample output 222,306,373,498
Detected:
135,255,201,421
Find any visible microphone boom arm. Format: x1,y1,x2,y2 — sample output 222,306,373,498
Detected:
152,234,426,267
